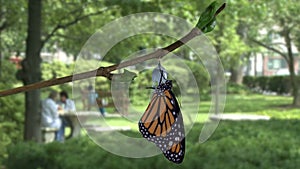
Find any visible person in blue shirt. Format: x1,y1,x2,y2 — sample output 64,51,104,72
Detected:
59,91,76,112
57,91,76,142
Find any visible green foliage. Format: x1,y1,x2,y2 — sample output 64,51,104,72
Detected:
2,91,300,168
183,60,210,95
243,76,255,88
255,0,300,49
41,61,74,93
6,142,48,169
226,82,250,94
41,0,116,57
5,119,300,169
41,61,74,80
0,0,27,57
129,69,152,106
268,76,289,94
256,76,270,91
243,76,296,94
208,0,259,72
0,60,24,163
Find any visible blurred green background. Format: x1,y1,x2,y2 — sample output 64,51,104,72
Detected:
1,0,300,168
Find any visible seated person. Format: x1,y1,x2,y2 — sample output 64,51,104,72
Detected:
41,91,62,141
57,91,76,141
59,91,76,112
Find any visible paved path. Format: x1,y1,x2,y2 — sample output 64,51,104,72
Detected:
210,113,270,121
85,126,131,132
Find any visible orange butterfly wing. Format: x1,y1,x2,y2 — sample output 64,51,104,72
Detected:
139,83,185,164
140,91,176,136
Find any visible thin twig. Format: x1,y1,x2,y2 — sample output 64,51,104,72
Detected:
41,7,114,46
251,38,289,62
0,4,226,97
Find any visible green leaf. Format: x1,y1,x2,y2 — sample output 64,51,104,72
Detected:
196,1,220,33
201,17,217,33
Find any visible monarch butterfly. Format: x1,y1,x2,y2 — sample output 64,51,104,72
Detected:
138,79,185,164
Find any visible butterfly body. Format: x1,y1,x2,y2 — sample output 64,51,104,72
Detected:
139,80,185,164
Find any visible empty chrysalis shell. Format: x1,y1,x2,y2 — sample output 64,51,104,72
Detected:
152,63,168,87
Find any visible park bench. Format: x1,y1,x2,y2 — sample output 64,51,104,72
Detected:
41,127,58,143
40,112,100,143
41,91,130,143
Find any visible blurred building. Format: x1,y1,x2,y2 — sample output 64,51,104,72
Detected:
8,48,74,72
246,32,299,76
247,53,299,76
40,47,74,64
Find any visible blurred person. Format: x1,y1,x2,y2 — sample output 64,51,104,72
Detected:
57,91,76,142
41,91,62,141
59,91,76,112
87,84,98,111
80,85,89,110
96,97,107,117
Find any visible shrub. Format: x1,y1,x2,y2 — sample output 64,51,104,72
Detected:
0,60,24,164
41,61,74,94
6,142,48,169
257,76,269,91
243,75,299,94
5,120,300,169
268,76,290,94
243,76,256,88
226,82,250,94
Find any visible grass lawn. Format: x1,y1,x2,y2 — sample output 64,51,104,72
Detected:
224,94,299,119
5,94,300,169
85,94,300,131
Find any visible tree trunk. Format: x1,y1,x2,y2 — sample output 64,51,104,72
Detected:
283,27,300,106
0,48,2,77
289,63,300,106
229,22,248,85
287,54,300,106
229,65,243,85
22,0,42,141
293,84,300,106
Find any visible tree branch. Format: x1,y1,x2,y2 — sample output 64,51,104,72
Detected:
251,38,289,62
0,21,7,32
55,33,84,40
41,7,112,46
0,28,200,97
0,3,226,97
0,20,14,32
